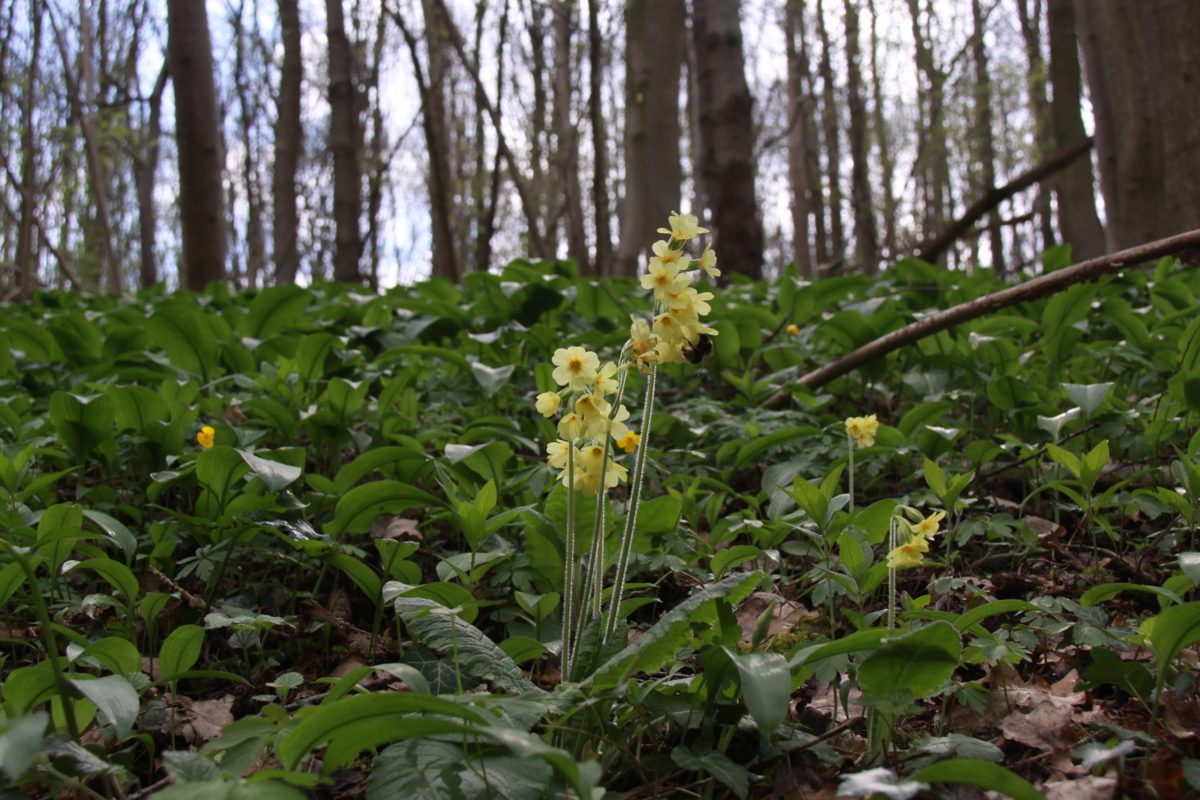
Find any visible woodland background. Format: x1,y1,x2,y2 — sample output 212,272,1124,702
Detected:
0,0,1198,298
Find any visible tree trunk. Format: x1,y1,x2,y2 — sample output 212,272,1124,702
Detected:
326,0,362,283
815,0,843,258
1046,0,1104,260
553,0,587,269
414,0,460,280
588,0,612,275
273,0,303,284
134,65,168,290
615,0,685,276
784,0,813,278
867,0,895,262
970,0,1003,274
167,0,226,291
1075,0,1166,250
15,0,44,301
233,1,266,287
1014,0,1057,256
1139,0,1200,236
843,0,878,274
906,0,950,241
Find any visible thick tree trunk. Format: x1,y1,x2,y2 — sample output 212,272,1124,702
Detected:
553,0,587,269
588,0,612,275
843,0,878,274
1075,0,1166,250
692,0,763,280
1139,0,1200,235
815,0,843,258
326,0,362,283
784,0,813,278
615,0,685,276
273,0,303,284
1047,0,1104,260
167,0,226,291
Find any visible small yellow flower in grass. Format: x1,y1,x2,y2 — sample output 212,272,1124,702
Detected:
535,391,562,417
658,211,708,242
786,324,800,335
886,535,929,569
616,431,640,453
910,510,945,540
552,346,600,391
197,426,215,449
845,414,879,448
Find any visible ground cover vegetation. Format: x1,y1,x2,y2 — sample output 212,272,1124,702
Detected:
1,233,1200,799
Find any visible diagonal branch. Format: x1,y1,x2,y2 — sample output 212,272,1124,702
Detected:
764,227,1200,405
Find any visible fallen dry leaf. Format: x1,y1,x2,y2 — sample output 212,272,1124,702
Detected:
1041,776,1118,800
735,592,816,643
164,695,235,744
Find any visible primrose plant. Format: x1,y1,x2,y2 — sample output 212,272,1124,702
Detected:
534,212,721,678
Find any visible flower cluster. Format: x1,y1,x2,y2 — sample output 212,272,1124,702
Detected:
629,212,720,371
845,414,879,449
537,346,633,496
886,510,944,569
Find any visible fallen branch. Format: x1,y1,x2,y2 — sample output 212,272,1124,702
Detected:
763,228,1200,405
916,137,1093,264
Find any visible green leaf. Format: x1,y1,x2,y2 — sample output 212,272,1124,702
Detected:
724,648,790,736
325,481,442,537
295,333,339,382
587,573,760,686
499,637,548,664
1064,383,1113,419
1081,647,1154,698
239,284,313,339
237,450,302,493
954,600,1042,633
147,301,224,382
393,597,539,694
75,637,142,678
923,458,948,498
369,738,552,800
0,712,48,781
909,760,1045,800
471,362,515,397
149,780,309,800
76,558,139,607
858,622,962,699
1150,601,1200,667
1180,553,1200,586
196,446,251,498
322,553,382,605
1079,583,1183,608
70,675,139,741
162,750,222,783
1044,444,1082,480
110,385,169,434
672,745,753,799
912,733,1003,762
395,581,480,624
711,545,765,580
48,392,115,464
81,510,137,560
159,625,206,677
735,427,820,470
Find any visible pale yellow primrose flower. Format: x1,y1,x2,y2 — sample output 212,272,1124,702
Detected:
786,324,800,335
593,362,619,397
845,414,879,448
578,444,607,474
603,460,629,489
575,393,609,421
536,391,562,417
651,239,686,268
909,511,945,540
694,244,720,279
602,403,632,442
653,314,687,344
552,346,600,391
197,426,216,448
658,211,709,242
546,440,572,469
558,412,586,441
641,257,683,296
886,535,929,569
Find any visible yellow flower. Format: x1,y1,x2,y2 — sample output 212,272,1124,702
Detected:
552,346,600,391
658,211,709,242
694,244,720,279
653,313,687,344
845,414,879,448
651,239,686,268
602,459,629,489
546,440,572,469
535,391,562,417
197,426,215,449
575,393,610,421
577,444,608,474
886,535,929,569
593,362,619,397
616,431,640,453
786,324,800,335
557,412,586,441
641,257,683,297
910,511,945,540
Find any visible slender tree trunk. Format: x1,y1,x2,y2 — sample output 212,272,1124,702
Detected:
1075,0,1166,250
552,0,587,268
907,0,950,242
615,0,685,276
867,0,895,262
1139,0,1200,235
273,0,303,284
793,4,826,265
133,65,168,290
692,0,763,279
528,1,550,241
970,0,1004,274
1046,0,1104,260
15,0,44,301
167,0,226,290
784,0,813,278
414,0,460,280
843,0,878,274
476,0,509,275
588,0,611,275
364,8,388,288
1015,0,1057,255
815,0,843,258
326,0,362,283
233,1,266,286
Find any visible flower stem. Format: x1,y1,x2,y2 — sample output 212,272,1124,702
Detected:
562,445,579,678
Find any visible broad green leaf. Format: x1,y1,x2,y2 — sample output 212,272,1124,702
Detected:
70,675,139,741
1150,601,1200,666
237,450,302,493
150,780,308,800
711,545,765,580
923,458,948,498
325,480,441,537
672,745,753,799
239,284,313,339
912,733,1003,762
1180,552,1200,586
735,427,820,470
471,362,515,397
160,625,206,676
369,738,552,800
0,712,48,782
110,385,169,434
146,301,224,382
295,332,339,382
858,622,962,699
74,637,142,677
1064,383,1113,419
1044,444,1081,480
393,596,539,694
196,446,251,498
162,750,222,782
724,648,790,736
48,392,115,464
789,627,893,674
1079,583,1182,608
499,637,548,664
76,558,139,606
954,600,1042,632
322,553,382,605
1037,409,1080,439
81,510,137,560
1080,647,1154,698
909,760,1044,800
